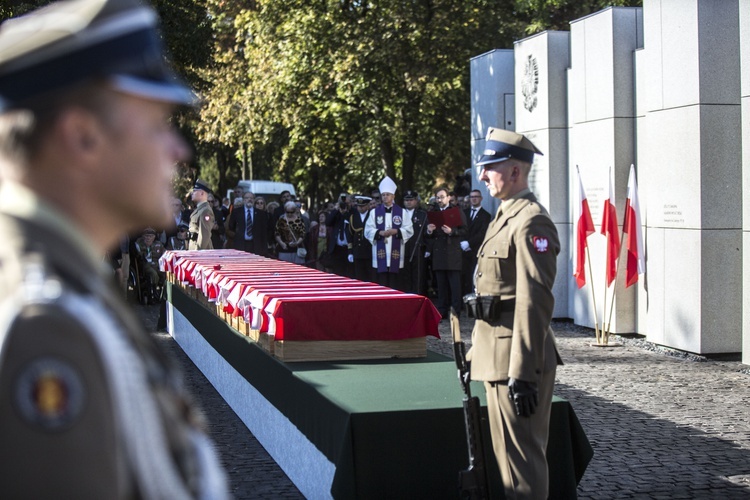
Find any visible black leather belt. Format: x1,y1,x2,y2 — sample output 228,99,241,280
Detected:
462,293,515,321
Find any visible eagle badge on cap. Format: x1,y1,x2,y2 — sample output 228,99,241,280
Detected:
533,236,549,253
204,216,211,221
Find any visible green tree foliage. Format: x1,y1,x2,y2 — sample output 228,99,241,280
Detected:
198,0,640,207
1,0,642,206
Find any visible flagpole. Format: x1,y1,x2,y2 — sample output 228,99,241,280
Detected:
586,246,601,344
602,273,608,345
604,234,625,344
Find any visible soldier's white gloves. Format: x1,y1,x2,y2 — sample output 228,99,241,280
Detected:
460,241,470,252
347,254,354,263
424,251,431,258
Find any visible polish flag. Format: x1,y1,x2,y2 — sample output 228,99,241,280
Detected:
623,165,645,287
574,168,596,288
600,167,620,287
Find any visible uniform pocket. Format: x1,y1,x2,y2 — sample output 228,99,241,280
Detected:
484,240,510,281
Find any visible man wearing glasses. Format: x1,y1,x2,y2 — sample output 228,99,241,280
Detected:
364,176,413,289
461,189,491,294
425,187,468,319
467,127,562,500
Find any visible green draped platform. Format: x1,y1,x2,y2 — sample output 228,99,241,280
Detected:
168,282,592,498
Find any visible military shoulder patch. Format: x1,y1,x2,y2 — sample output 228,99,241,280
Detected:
14,357,85,431
532,236,549,253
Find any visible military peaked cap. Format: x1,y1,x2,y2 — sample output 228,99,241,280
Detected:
476,127,543,166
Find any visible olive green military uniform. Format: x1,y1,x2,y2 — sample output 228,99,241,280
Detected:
0,183,227,498
467,188,562,500
189,200,215,250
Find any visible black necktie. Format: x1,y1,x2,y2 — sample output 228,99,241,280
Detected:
471,209,476,220
246,208,253,238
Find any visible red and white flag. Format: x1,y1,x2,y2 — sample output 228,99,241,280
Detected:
573,167,596,288
623,164,645,287
600,167,620,287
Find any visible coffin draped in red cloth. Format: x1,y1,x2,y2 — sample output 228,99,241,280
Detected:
165,250,441,343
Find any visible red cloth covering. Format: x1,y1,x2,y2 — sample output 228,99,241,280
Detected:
170,250,441,341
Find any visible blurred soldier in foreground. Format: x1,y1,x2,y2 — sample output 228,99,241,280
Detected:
467,128,562,499
0,0,227,497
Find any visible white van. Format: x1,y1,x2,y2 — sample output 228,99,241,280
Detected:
227,180,296,204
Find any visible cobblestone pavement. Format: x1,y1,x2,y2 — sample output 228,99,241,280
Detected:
140,304,750,499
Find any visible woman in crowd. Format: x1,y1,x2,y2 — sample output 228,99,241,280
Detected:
275,201,306,264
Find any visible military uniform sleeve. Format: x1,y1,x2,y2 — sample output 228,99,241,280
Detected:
0,303,126,498
508,213,560,382
198,208,214,249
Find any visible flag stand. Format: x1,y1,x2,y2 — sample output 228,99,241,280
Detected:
602,238,626,346
585,246,601,344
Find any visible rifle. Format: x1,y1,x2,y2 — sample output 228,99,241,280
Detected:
451,311,490,499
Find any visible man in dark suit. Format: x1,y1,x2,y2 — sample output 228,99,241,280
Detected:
461,189,491,294
226,191,272,256
426,186,468,318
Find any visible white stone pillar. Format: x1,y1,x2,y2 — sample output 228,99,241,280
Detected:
470,49,515,216
635,0,742,354
513,31,571,318
741,0,750,365
566,7,643,331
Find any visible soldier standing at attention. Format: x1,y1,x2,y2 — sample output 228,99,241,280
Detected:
347,195,374,283
467,127,562,500
188,179,215,250
0,0,227,497
402,190,428,295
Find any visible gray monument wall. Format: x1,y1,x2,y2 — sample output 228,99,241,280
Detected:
566,7,643,332
513,31,571,318
741,0,750,365
635,0,742,353
469,49,515,216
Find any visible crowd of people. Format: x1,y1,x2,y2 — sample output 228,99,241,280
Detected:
120,175,491,321
112,173,491,318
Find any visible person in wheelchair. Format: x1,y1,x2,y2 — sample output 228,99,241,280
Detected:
134,228,166,304
167,223,189,250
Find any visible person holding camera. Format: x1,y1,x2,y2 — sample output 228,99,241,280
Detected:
326,193,353,277
467,128,562,500
188,179,215,250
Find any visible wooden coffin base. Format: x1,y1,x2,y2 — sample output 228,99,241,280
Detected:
272,336,427,362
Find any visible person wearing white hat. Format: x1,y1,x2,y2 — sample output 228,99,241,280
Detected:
0,0,227,497
364,176,414,289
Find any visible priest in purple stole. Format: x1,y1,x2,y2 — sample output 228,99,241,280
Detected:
364,176,414,289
